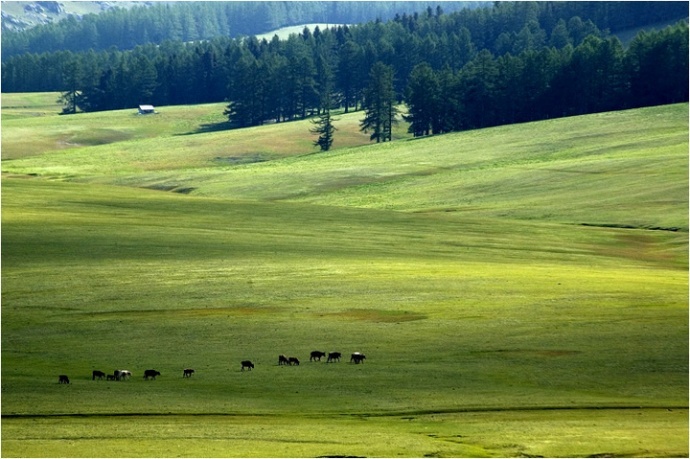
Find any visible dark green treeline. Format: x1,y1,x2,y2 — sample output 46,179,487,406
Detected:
2,2,687,136
404,22,689,134
1,2,475,59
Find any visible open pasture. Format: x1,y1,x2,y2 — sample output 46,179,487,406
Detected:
0,93,407,164
0,92,64,120
2,99,685,233
1,98,687,457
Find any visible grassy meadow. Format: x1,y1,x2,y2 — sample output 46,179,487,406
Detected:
255,24,339,41
1,94,688,457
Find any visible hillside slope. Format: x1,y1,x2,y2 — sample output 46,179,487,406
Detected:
3,103,687,231
0,1,145,31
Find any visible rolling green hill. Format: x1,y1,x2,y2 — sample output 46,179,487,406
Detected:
1,97,687,457
3,97,687,231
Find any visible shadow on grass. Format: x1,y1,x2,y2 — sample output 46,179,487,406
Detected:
178,121,233,136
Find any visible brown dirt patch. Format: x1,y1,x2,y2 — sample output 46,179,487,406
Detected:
324,308,427,323
478,349,582,358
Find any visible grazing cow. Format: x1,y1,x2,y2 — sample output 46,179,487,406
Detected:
106,374,117,381
327,352,342,363
183,368,195,378
288,357,300,366
310,351,326,362
58,375,70,384
278,355,290,366
350,352,366,364
115,370,131,381
241,360,254,371
143,369,161,380
92,370,106,380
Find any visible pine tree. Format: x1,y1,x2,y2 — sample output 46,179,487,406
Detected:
58,55,83,114
311,106,337,151
336,39,361,113
311,72,337,152
225,52,267,127
456,49,498,129
404,62,438,137
360,62,398,143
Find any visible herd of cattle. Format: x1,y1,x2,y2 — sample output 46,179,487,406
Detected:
58,351,366,384
273,350,365,368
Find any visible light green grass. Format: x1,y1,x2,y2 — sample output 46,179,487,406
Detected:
1,99,230,159
1,102,687,457
2,410,687,458
1,92,63,120
255,23,340,41
3,103,685,231
0,95,406,162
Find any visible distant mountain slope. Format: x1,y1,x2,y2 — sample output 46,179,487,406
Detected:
1,1,149,31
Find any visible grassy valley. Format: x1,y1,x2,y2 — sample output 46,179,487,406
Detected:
1,95,687,457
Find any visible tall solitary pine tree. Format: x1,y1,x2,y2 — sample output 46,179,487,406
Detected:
311,106,337,151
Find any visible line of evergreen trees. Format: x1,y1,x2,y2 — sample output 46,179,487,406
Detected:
2,2,687,139
404,23,689,134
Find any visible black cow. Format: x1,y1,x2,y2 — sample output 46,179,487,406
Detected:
278,355,290,366
58,375,70,384
241,360,254,371
288,357,300,366
143,369,161,380
350,352,366,364
92,370,106,380
310,351,326,362
183,368,195,378
327,352,342,363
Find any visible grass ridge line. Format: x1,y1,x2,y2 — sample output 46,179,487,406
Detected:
3,405,687,419
579,223,686,232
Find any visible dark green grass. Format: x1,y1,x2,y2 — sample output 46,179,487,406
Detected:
3,180,686,419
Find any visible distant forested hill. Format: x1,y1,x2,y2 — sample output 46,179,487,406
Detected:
2,1,686,138
0,1,476,58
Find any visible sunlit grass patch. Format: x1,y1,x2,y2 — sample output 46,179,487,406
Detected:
2,409,687,458
1,92,63,120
